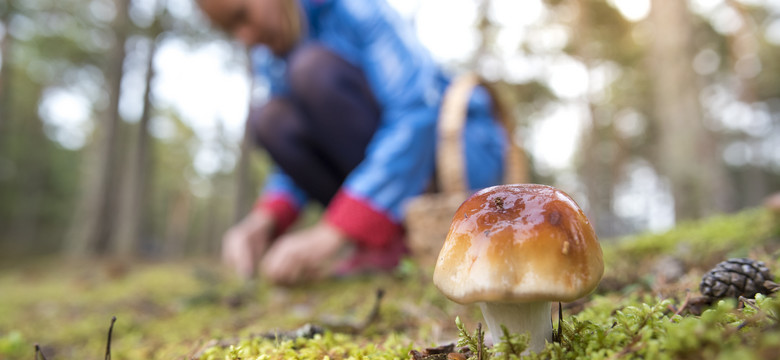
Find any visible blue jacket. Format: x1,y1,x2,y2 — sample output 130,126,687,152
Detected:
251,0,507,247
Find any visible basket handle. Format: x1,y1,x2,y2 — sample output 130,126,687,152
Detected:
436,73,528,194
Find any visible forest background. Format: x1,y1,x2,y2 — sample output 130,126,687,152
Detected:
1,0,779,263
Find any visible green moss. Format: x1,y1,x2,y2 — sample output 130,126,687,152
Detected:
1,207,779,359
453,295,780,360
200,332,414,360
603,208,779,288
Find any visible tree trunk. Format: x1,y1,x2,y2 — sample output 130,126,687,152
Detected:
469,0,492,71
0,5,10,252
723,0,765,209
569,0,635,237
571,0,615,236
114,36,160,257
648,0,730,221
0,2,12,135
66,0,131,256
1,2,53,253
163,190,192,257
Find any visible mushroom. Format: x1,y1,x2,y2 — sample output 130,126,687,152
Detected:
433,184,604,354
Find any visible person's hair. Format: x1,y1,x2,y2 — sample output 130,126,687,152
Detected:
197,0,303,49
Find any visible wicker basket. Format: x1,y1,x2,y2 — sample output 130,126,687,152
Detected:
404,73,528,269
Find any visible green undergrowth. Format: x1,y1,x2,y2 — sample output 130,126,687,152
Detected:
450,294,780,360
0,207,779,359
197,332,414,360
603,209,779,290
201,294,780,360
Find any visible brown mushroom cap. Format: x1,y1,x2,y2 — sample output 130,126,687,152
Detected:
433,184,604,304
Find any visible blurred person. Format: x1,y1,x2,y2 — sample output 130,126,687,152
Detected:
198,0,509,284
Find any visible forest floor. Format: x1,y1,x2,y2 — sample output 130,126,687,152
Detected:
1,208,779,359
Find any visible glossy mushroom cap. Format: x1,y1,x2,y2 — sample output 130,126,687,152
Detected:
433,184,604,304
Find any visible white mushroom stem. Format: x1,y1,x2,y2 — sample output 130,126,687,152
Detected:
478,301,552,354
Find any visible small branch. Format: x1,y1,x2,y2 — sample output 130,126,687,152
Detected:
555,302,563,343
608,309,654,359
323,288,385,334
35,344,48,360
105,316,116,360
361,288,385,329
764,280,780,294
476,323,483,360
673,292,692,318
738,296,778,322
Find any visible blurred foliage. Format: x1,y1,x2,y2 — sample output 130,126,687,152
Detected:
0,0,779,264
0,0,265,259
603,208,779,289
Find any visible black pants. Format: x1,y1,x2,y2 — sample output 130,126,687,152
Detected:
247,44,381,205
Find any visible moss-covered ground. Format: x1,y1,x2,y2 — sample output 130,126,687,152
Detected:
1,208,779,359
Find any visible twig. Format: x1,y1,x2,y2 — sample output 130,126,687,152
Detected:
738,296,778,322
673,292,692,318
764,280,780,294
34,344,48,360
105,316,116,360
609,334,644,359
608,309,654,359
323,288,385,334
361,288,385,329
476,322,483,360
556,302,563,343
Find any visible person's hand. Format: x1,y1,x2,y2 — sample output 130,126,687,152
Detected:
260,221,351,285
222,210,276,280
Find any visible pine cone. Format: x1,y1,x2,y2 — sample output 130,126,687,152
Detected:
700,258,775,301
